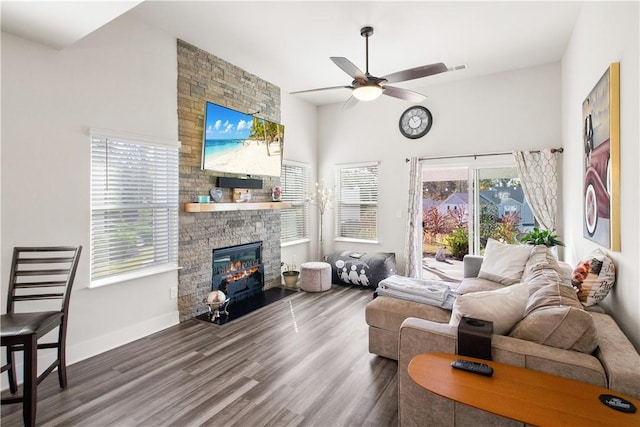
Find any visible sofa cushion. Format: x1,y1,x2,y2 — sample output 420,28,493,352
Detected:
523,282,583,316
449,283,529,335
478,239,533,285
510,284,598,354
454,277,504,294
521,245,566,294
570,249,616,306
365,296,451,333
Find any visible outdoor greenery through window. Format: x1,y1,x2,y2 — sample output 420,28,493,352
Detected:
421,165,536,280
90,131,179,287
335,162,379,242
280,161,310,244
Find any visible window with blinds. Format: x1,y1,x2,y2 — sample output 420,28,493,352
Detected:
335,162,379,242
90,131,179,287
280,161,310,244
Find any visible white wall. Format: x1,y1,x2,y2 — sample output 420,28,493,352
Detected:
317,63,563,269
1,15,180,371
280,93,318,267
561,1,640,350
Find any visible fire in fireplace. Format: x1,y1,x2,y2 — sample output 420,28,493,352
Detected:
212,241,264,304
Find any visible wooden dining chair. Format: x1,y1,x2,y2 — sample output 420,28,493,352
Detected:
1,246,82,427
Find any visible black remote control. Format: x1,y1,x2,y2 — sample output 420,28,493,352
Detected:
451,359,494,377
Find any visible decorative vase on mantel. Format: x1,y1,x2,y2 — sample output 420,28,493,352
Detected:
272,186,282,202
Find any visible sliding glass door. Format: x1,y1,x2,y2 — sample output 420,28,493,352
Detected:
420,163,535,280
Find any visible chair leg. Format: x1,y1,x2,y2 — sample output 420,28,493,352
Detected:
6,345,18,394
57,323,68,389
57,344,67,389
23,335,37,427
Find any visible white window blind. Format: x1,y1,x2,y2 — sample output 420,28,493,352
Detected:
280,161,309,243
90,132,179,286
335,162,379,241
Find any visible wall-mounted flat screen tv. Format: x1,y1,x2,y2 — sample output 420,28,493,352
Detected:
201,101,284,177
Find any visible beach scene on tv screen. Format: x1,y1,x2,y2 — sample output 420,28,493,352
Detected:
202,102,283,177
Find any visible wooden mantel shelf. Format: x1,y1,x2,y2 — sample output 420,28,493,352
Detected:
184,202,291,212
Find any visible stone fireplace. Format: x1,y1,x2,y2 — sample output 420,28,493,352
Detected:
176,40,283,321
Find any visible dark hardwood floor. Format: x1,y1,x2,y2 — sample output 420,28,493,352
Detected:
1,285,398,427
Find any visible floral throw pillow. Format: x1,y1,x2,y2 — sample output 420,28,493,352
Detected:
570,249,616,306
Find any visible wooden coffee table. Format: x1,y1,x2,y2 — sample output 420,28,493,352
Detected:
408,352,640,426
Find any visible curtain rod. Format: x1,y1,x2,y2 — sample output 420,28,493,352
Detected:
405,147,564,163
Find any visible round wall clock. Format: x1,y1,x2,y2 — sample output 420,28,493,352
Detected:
399,106,433,139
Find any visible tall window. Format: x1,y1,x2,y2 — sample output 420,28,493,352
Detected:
90,130,179,287
335,162,379,242
420,160,536,280
280,161,310,244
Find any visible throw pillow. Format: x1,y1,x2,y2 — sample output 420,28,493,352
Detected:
570,249,616,306
521,245,566,294
510,283,598,354
523,282,583,317
449,283,529,335
478,239,533,285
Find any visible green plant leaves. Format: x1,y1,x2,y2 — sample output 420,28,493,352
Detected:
520,227,565,247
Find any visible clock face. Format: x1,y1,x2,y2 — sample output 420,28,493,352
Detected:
399,106,433,139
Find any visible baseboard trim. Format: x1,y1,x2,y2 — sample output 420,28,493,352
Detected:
68,311,180,365
1,311,179,391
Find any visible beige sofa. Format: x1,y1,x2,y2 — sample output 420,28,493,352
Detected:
365,255,640,426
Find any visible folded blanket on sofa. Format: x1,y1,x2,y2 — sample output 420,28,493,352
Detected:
376,275,458,309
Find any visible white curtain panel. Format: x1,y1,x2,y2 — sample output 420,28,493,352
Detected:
513,148,559,231
403,157,423,278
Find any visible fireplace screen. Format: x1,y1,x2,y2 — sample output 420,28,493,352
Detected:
211,241,264,304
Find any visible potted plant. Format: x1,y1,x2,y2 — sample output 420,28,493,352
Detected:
281,262,299,288
518,227,565,247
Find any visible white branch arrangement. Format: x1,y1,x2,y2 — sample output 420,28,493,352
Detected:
305,181,335,260
305,181,335,214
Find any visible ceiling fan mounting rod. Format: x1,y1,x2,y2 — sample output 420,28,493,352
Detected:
361,26,374,76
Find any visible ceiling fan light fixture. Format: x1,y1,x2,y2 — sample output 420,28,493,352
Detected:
352,84,383,101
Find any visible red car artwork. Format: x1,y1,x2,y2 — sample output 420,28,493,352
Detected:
584,139,610,237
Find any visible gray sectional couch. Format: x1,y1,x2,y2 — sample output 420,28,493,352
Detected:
365,254,640,426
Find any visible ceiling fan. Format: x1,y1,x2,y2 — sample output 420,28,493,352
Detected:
291,26,467,107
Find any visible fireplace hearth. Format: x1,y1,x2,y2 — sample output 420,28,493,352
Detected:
197,286,296,325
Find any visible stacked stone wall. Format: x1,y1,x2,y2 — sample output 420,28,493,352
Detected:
177,40,282,321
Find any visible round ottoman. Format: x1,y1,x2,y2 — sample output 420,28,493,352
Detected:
299,262,332,292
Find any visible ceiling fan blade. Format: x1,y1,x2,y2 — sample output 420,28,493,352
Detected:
382,62,448,84
290,85,352,95
341,96,359,109
331,57,366,81
382,86,427,102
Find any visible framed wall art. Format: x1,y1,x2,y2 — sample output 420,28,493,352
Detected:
581,62,620,251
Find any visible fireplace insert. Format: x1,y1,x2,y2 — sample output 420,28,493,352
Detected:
211,241,264,304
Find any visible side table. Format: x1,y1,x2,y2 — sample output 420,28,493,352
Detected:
408,352,639,426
